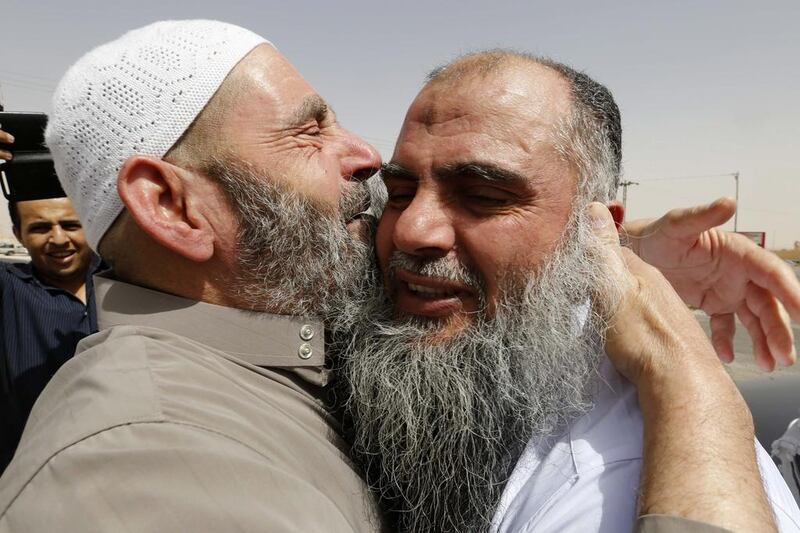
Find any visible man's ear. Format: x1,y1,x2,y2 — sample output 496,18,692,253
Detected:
607,200,625,231
12,225,21,244
116,156,214,262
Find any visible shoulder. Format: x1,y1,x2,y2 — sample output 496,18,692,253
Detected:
0,326,229,488
0,262,28,284
0,422,375,533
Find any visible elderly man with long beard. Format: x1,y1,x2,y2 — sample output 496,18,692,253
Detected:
335,51,800,532
1,21,799,533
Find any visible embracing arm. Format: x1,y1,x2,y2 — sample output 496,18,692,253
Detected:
592,203,776,532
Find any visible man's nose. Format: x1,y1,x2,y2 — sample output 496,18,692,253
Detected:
48,226,69,245
392,192,455,259
338,129,382,182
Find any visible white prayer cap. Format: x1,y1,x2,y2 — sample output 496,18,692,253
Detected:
46,20,270,250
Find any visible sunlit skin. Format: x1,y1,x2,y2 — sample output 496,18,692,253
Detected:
376,62,580,339
13,197,92,302
208,44,382,257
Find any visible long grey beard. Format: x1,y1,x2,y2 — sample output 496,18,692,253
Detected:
205,158,373,318
332,207,622,533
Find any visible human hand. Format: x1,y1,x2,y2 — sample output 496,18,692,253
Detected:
594,202,776,532
590,202,724,387
624,197,799,371
0,127,14,161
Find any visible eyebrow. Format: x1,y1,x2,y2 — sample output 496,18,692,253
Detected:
380,162,418,181
26,221,53,229
381,161,529,186
436,162,528,185
289,95,330,129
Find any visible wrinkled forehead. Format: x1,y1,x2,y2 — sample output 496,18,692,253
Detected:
407,63,572,138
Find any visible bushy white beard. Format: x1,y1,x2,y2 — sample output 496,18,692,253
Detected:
331,205,622,533
205,158,374,318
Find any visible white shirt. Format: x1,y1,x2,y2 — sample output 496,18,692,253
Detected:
491,358,800,533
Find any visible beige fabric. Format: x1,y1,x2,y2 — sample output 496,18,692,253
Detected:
637,515,734,533
0,276,383,532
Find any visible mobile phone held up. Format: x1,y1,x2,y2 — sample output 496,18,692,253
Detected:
0,112,65,201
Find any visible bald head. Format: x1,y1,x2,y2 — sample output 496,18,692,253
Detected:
425,50,622,203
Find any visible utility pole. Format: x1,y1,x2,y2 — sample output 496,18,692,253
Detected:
619,180,639,210
733,171,740,232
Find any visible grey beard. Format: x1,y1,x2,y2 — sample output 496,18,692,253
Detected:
331,205,622,533
204,157,374,319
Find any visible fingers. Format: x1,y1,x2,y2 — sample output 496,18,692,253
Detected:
744,283,797,367
709,314,736,363
0,129,14,161
662,197,736,240
740,239,800,324
736,302,775,372
0,129,14,144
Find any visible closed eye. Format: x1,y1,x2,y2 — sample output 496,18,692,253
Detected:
386,189,416,208
462,187,517,209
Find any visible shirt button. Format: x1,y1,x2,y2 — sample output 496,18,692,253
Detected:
298,343,313,360
299,324,315,341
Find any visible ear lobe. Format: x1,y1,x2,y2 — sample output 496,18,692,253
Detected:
607,200,625,230
12,226,21,243
117,156,215,262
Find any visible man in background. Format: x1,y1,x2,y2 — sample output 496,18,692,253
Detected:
0,126,97,472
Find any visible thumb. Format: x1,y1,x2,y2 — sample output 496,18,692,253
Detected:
588,202,632,317
663,197,736,239
588,201,623,256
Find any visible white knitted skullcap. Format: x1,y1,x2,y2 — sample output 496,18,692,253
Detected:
46,20,270,250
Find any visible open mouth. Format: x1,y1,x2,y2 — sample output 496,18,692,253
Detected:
393,269,476,317
407,282,460,298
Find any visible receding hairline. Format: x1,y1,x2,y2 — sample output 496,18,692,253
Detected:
423,49,623,201
426,50,560,87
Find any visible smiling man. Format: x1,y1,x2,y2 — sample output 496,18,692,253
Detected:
335,51,800,532
0,184,98,473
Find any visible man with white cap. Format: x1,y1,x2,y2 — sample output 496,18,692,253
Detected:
0,20,385,532
0,19,798,533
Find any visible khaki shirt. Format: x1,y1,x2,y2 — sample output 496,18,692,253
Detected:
0,276,383,532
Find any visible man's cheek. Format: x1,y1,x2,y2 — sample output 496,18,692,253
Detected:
374,219,395,270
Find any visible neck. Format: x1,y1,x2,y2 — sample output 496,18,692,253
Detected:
36,269,89,303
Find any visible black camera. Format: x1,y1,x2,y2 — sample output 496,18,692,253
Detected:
0,112,65,201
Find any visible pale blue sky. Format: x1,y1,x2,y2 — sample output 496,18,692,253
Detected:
1,0,798,247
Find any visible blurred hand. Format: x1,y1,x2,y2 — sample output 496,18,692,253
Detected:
624,197,799,371
0,126,13,161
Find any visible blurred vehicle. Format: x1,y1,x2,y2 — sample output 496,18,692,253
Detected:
3,246,27,256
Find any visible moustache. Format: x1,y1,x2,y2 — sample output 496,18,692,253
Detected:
388,251,484,294
340,183,372,223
